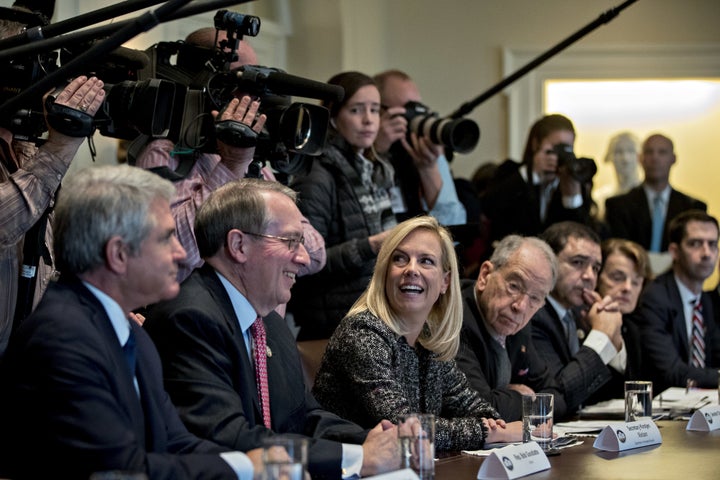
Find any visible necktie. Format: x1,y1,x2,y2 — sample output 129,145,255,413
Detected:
562,310,580,356
123,328,137,376
650,194,664,252
690,299,706,368
251,317,272,428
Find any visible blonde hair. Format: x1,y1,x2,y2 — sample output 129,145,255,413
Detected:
347,216,462,361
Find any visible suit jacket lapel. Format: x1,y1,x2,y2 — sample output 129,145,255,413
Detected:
197,265,264,426
630,187,652,246
545,303,573,362
664,273,690,359
66,277,148,446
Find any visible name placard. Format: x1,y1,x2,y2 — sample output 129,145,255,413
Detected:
593,420,662,451
687,405,720,431
476,442,550,480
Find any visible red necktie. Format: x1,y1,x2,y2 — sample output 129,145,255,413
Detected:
690,299,706,368
251,317,272,428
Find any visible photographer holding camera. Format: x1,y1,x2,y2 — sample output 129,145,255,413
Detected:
373,69,467,226
135,27,327,286
0,4,105,355
481,114,598,250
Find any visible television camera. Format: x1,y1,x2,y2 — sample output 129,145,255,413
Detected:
0,6,342,175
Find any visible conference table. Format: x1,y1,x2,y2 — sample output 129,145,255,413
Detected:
435,420,720,479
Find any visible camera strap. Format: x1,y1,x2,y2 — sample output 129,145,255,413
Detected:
13,201,53,330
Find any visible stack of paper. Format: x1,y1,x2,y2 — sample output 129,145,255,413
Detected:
578,386,717,418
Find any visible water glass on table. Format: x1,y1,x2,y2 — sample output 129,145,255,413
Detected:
261,436,308,480
522,393,554,451
624,380,653,422
398,413,435,479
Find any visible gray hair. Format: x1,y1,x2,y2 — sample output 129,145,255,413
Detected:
195,178,297,258
53,165,175,275
489,234,558,286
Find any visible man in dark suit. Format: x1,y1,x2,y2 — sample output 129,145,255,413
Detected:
635,210,720,392
456,234,569,421
0,165,260,480
605,133,707,252
531,222,626,411
144,179,399,480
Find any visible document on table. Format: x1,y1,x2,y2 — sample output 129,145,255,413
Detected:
578,387,716,417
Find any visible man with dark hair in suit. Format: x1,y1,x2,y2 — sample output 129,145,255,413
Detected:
0,165,262,479
456,234,569,421
605,133,707,252
144,178,399,480
531,222,626,411
635,210,720,392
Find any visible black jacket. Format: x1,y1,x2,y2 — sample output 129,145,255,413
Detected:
289,133,395,340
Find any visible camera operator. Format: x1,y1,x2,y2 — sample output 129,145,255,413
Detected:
481,114,597,250
0,9,105,355
135,28,326,287
373,69,466,226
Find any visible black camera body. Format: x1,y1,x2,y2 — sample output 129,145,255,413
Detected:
403,100,480,154
553,143,597,183
0,10,336,175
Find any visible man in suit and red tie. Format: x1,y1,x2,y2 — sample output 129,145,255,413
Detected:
456,234,569,421
605,133,707,252
0,165,262,480
144,178,399,480
634,210,720,393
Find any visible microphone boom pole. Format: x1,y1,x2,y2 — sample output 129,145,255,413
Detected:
449,0,638,119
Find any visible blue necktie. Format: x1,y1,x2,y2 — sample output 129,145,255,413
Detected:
123,329,137,375
650,195,664,252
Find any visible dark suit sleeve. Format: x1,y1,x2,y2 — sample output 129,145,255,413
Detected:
456,330,525,421
530,310,611,412
146,300,361,479
605,196,631,241
634,282,720,390
1,308,236,480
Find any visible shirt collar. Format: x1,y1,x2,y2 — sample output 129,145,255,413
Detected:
674,274,699,306
546,294,569,321
215,271,257,334
82,281,131,347
643,184,671,204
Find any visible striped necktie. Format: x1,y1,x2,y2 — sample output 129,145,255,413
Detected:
251,317,272,428
690,299,706,368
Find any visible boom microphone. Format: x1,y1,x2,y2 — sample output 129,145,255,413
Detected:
236,65,344,103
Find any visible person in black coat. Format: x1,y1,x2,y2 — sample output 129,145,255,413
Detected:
456,235,568,421
605,133,706,252
633,210,720,393
481,114,594,246
589,238,653,403
145,178,399,479
290,72,397,340
531,222,626,412
0,165,260,480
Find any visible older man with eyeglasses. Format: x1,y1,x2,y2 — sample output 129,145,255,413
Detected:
456,234,569,421
144,178,400,480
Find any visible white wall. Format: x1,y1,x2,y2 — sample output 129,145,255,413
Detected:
24,0,720,186
287,0,720,179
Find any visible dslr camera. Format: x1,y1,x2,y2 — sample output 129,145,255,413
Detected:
402,100,480,154
552,143,597,183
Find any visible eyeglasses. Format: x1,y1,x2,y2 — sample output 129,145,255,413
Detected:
498,274,545,310
244,231,305,252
